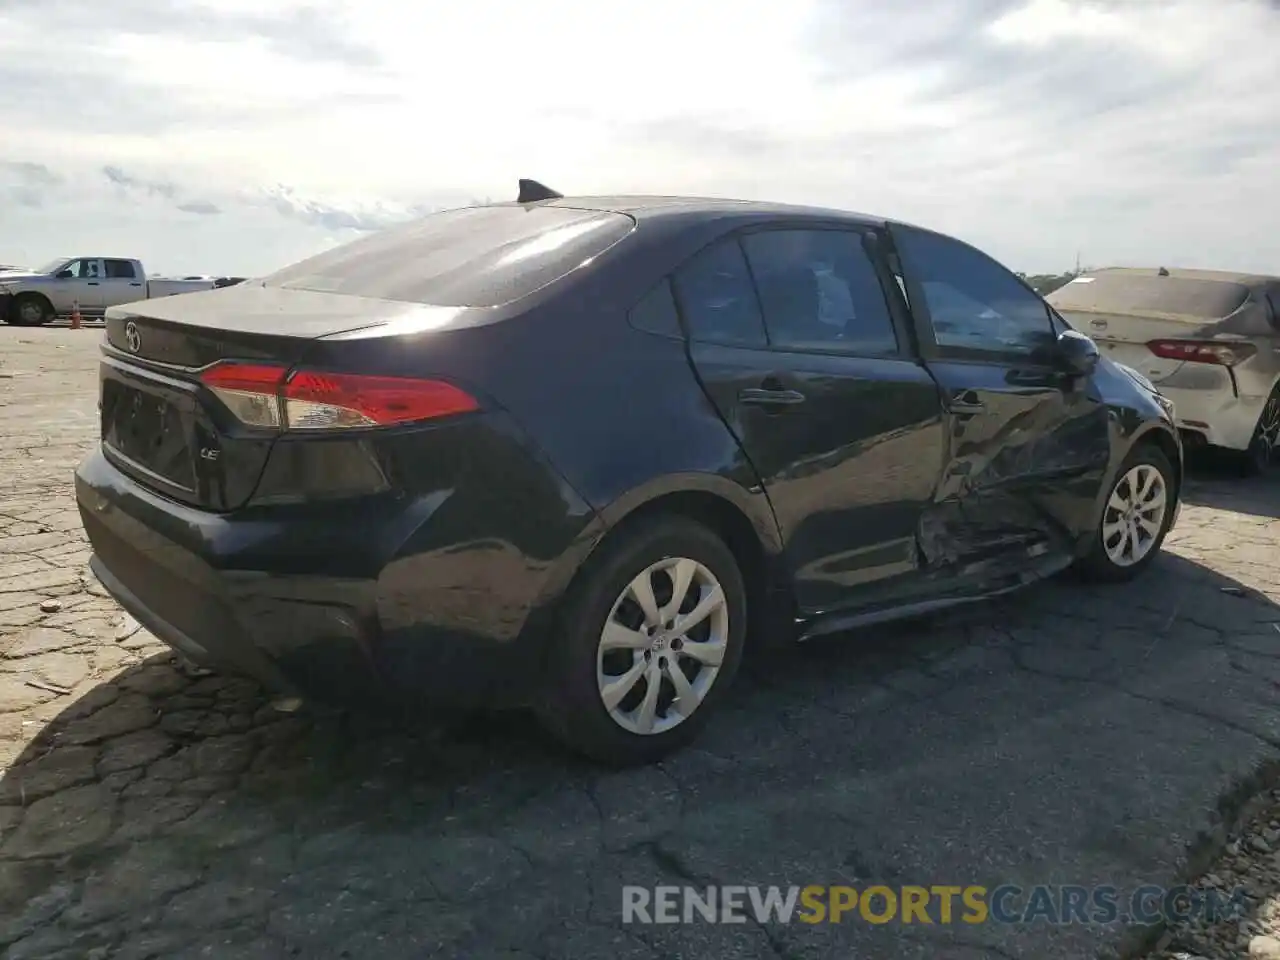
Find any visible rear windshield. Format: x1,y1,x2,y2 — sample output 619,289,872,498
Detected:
1047,273,1249,320
264,205,635,308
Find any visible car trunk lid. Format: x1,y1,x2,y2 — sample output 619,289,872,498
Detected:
100,285,468,512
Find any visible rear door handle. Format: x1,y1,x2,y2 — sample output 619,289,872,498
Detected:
87,281,99,286
948,390,985,414
739,387,807,406
129,282,142,287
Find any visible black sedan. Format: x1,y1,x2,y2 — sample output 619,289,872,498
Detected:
75,181,1182,765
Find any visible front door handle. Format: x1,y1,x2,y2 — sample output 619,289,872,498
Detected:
87,281,100,286
948,390,985,415
129,282,142,287
739,387,807,406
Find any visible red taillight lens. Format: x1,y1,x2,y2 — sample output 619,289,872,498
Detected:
200,363,288,428
282,371,479,429
1147,339,1257,366
198,363,478,431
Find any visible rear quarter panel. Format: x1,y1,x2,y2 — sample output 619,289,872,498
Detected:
391,214,788,589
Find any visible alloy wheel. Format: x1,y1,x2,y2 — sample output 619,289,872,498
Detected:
1251,394,1280,471
596,556,729,736
1101,463,1168,568
18,301,44,325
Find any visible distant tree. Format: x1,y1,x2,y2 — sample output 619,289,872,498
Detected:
1023,272,1078,296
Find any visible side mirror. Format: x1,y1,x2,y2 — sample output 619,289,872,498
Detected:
1055,329,1100,376
55,270,74,279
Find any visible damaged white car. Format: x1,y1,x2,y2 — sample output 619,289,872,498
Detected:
1048,268,1280,475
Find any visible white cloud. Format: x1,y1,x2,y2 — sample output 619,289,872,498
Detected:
1,0,1278,276
987,0,1138,46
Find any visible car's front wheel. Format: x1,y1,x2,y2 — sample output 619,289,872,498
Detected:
6,294,53,326
536,516,747,765
1077,443,1177,582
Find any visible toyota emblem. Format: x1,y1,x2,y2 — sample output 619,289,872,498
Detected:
125,321,141,353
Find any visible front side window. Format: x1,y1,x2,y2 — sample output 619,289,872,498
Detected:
57,260,86,278
672,239,767,348
895,227,1055,356
740,229,898,355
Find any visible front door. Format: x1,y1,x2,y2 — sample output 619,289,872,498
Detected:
888,224,1112,566
49,259,103,313
675,226,947,616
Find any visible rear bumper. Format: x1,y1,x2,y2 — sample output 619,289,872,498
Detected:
88,553,302,694
1159,382,1267,451
76,446,587,709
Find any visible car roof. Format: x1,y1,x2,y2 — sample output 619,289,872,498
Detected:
527,194,894,229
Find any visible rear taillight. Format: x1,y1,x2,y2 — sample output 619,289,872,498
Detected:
199,362,479,431
282,371,479,429
200,363,289,429
1147,339,1257,366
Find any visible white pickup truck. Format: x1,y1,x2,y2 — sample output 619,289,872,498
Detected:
0,258,240,326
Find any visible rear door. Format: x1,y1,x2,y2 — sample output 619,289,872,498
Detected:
100,259,146,308
675,225,947,616
888,225,1112,563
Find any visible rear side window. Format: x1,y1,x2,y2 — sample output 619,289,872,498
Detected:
263,205,635,308
672,239,767,348
628,279,682,339
740,229,898,355
104,259,137,279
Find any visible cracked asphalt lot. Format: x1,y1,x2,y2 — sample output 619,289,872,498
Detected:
2,327,1279,959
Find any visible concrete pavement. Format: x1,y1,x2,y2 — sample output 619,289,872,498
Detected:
2,327,1278,959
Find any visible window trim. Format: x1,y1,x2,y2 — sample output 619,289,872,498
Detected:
1264,289,1280,328
1048,305,1072,334
626,276,685,341
866,227,924,360
731,222,907,360
888,223,1059,366
669,235,770,351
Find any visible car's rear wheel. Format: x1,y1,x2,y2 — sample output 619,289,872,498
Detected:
1240,387,1280,477
536,516,747,765
1076,444,1177,582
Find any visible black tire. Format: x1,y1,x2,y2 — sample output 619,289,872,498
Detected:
6,294,53,327
1076,443,1177,583
535,516,748,766
1237,387,1280,478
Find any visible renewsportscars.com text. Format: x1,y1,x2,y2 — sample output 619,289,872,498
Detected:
621,884,1247,926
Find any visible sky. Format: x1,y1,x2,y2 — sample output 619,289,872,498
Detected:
1,0,1278,277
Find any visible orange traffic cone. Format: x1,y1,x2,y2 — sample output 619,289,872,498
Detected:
70,301,81,329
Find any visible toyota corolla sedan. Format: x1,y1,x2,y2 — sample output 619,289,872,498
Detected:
76,182,1182,765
